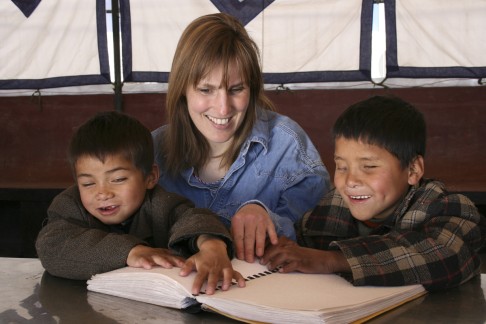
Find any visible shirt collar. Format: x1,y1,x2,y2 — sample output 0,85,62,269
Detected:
242,109,271,155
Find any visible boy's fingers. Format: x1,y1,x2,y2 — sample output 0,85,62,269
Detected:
171,256,186,268
179,259,195,276
152,255,175,268
139,258,154,269
204,271,220,295
219,268,236,291
190,272,206,295
280,260,298,273
233,270,246,288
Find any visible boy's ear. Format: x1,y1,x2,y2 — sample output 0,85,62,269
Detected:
145,164,160,189
407,155,424,186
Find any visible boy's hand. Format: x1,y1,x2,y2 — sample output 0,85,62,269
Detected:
231,203,278,263
127,245,185,269
179,235,246,295
261,236,351,274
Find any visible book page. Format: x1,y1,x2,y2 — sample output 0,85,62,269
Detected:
197,260,426,323
88,266,198,309
209,268,420,310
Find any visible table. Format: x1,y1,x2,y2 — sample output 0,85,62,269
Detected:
1,257,486,324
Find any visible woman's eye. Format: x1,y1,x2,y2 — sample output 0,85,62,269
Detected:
113,177,127,183
198,88,211,94
81,183,94,188
230,87,244,94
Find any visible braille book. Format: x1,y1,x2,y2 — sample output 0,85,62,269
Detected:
87,258,426,324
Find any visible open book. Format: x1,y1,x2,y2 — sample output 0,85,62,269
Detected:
87,259,426,324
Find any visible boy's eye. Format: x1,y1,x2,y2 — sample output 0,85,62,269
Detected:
80,182,95,188
112,177,127,183
364,165,377,169
335,165,347,172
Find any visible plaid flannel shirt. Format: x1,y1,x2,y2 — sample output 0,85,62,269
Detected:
298,179,486,291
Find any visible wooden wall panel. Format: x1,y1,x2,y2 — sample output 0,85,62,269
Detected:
1,87,485,195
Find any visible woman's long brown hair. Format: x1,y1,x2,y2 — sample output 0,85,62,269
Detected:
162,13,275,176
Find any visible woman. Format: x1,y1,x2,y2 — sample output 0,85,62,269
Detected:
152,13,329,263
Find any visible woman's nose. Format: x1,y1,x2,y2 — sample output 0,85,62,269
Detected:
216,90,230,115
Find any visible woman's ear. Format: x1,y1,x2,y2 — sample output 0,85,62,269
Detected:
145,164,160,189
408,155,424,186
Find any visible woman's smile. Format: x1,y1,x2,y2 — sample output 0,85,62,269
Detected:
206,114,231,126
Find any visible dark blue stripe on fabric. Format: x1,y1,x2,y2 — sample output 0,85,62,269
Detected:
97,0,111,78
384,0,398,71
129,72,170,84
126,69,371,85
0,0,111,90
263,70,369,84
387,66,486,79
120,0,133,83
210,0,275,26
0,75,111,90
359,0,374,80
11,0,41,18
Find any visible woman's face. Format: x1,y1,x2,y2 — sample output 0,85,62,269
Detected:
185,62,250,154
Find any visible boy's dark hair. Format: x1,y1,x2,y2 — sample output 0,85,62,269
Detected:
332,95,426,168
68,111,154,177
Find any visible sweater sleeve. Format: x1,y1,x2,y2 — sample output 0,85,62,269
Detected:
332,193,485,291
35,187,145,280
142,187,234,259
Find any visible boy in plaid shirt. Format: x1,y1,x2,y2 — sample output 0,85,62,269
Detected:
262,95,485,291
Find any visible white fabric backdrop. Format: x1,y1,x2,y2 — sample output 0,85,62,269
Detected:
0,0,110,91
386,0,486,80
396,0,486,68
124,0,368,84
1,0,485,95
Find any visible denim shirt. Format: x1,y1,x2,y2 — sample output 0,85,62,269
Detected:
152,110,330,240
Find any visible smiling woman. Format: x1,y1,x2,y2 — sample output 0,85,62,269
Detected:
152,13,330,264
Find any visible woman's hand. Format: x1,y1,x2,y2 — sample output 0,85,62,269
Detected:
231,203,279,263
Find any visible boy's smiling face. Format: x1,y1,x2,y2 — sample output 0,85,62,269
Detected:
75,154,157,225
333,137,418,222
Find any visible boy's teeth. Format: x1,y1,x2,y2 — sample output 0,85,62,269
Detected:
207,115,229,125
350,195,370,199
